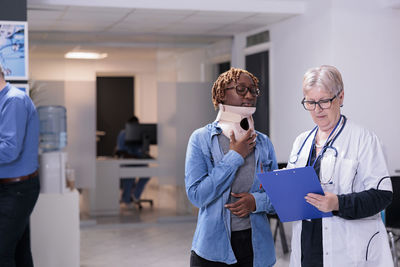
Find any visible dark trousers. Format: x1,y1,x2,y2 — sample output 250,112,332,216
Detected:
0,176,40,267
121,177,150,203
190,228,253,267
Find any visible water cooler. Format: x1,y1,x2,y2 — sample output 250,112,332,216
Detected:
31,106,80,267
37,105,68,194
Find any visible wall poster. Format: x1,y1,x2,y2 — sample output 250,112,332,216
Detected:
0,21,28,80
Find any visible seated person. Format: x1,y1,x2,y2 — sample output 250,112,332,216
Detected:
116,116,150,206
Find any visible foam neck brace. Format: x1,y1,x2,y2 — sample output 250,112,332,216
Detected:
215,104,256,140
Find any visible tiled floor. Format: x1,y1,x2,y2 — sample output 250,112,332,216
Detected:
80,205,291,267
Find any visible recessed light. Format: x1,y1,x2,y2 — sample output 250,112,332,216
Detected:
64,52,108,59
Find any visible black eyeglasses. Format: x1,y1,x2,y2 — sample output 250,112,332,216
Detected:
301,92,340,111
226,85,260,97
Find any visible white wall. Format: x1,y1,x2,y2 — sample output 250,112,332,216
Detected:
157,82,216,213
156,42,230,187
331,0,400,175
30,48,159,187
29,0,400,190
161,40,232,84
30,42,227,189
268,0,334,162
253,0,400,175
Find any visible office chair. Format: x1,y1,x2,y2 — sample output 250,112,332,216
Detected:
131,178,153,210
115,149,154,210
386,176,400,266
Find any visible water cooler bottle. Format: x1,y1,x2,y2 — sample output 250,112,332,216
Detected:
37,105,68,194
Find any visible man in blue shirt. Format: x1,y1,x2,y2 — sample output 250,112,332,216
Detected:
185,68,277,267
0,64,40,267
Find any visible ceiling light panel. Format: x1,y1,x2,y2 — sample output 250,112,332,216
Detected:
159,24,223,35
28,9,65,20
110,24,163,33
28,21,54,31
65,51,108,59
123,13,189,25
243,13,292,25
61,10,127,22
188,10,254,24
208,23,260,35
51,22,111,32
132,8,194,16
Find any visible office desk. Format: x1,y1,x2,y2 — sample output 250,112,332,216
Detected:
89,157,159,215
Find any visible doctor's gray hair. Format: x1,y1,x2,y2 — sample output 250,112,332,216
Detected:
302,65,344,95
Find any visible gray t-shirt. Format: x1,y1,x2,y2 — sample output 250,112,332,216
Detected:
218,134,255,231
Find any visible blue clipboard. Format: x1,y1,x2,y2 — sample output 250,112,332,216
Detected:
257,166,332,222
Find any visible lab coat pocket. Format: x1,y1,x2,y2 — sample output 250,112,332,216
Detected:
365,231,381,265
347,220,380,265
334,157,358,194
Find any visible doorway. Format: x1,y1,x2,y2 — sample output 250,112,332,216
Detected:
96,76,134,156
218,61,231,75
246,50,269,136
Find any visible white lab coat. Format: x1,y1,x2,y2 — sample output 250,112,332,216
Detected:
287,118,393,267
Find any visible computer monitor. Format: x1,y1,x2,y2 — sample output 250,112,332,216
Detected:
124,122,157,155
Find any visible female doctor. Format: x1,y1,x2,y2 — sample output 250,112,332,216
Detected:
287,65,393,267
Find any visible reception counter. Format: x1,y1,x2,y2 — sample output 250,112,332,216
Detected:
89,157,159,215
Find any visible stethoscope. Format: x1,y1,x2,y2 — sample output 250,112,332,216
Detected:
289,115,347,166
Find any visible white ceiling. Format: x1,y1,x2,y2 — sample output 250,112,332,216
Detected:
27,0,305,49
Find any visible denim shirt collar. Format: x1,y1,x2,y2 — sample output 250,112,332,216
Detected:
210,121,222,137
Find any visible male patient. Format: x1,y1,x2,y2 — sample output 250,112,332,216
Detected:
0,64,40,266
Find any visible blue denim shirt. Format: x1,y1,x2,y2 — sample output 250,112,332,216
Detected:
185,122,277,267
